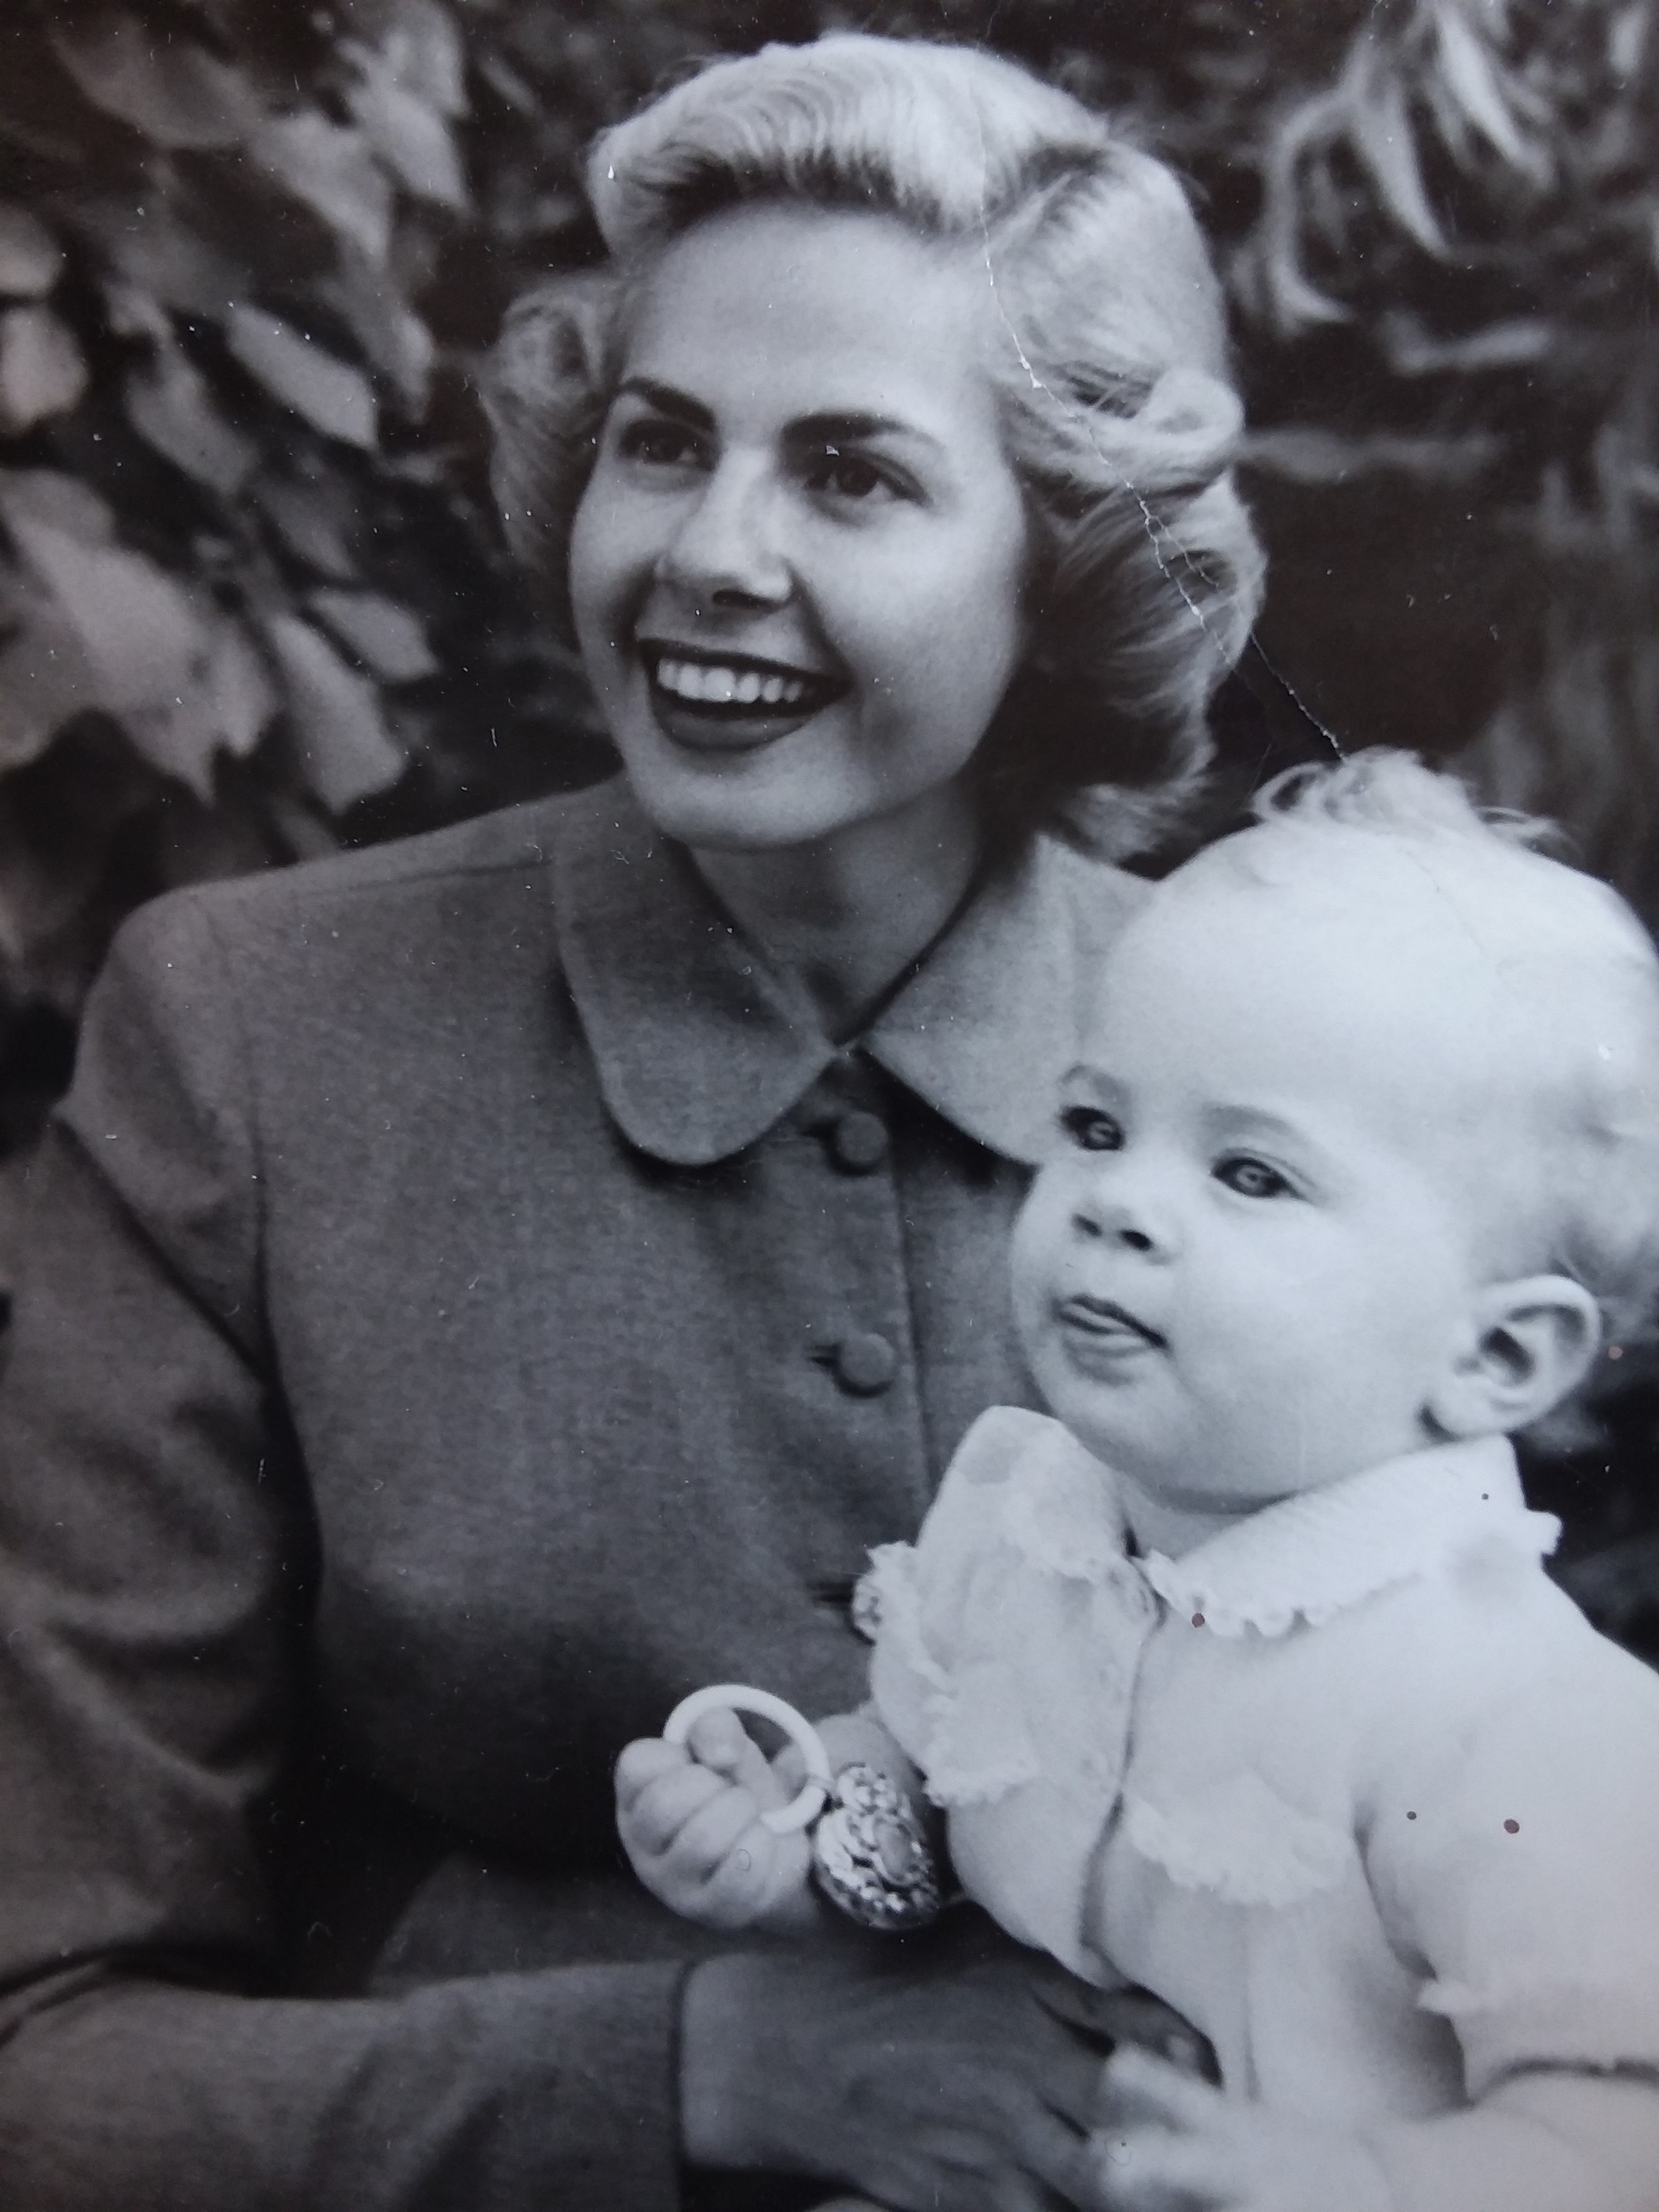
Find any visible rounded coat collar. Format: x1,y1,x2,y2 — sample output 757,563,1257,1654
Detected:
548,777,1147,1168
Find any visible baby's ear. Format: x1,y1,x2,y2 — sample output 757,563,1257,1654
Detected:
1429,1275,1602,1439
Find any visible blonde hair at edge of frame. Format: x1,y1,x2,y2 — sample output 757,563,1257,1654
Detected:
1193,749,1659,1379
483,34,1266,860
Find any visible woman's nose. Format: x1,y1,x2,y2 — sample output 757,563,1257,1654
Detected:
655,461,790,609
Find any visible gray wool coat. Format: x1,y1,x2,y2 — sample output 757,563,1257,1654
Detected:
0,775,1141,2211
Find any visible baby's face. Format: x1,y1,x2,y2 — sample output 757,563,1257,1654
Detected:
1011,859,1517,1522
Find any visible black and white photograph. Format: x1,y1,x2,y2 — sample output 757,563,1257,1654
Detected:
0,3,1657,2206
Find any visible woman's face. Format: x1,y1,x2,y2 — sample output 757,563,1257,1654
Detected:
568,202,1030,857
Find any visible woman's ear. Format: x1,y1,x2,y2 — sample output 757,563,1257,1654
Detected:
1428,1275,1603,1439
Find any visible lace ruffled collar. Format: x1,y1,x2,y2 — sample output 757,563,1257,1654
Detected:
997,1423,1559,1639
1137,1435,1559,1638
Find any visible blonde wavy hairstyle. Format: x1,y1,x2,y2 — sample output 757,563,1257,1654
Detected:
483,33,1266,857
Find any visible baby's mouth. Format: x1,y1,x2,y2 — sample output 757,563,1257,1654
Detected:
641,642,846,720
1057,1294,1166,1350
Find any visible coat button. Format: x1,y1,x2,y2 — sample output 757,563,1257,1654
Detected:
829,1109,888,1172
834,1331,899,1395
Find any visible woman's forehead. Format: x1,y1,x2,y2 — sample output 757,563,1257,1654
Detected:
618,202,1008,434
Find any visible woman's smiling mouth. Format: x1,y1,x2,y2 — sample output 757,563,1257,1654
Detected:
640,642,847,746
655,655,812,710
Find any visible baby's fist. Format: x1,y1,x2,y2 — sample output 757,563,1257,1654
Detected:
615,1709,817,1933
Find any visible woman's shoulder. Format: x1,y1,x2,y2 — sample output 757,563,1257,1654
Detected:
105,778,645,1012
144,780,612,938
1036,830,1153,930
75,782,640,1139
991,828,1151,980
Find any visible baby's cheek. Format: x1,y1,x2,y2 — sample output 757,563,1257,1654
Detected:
1006,1205,1054,1330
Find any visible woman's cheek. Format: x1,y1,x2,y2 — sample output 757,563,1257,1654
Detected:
570,473,651,625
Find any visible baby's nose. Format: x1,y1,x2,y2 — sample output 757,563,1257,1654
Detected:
1073,1178,1175,1258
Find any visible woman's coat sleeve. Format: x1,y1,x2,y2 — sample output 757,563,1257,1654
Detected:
0,892,686,2212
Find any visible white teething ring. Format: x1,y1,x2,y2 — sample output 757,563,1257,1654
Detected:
663,1683,833,1835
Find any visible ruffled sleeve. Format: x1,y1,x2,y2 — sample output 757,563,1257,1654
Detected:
862,1409,1141,1978
1368,1605,1659,2100
864,1406,1053,1776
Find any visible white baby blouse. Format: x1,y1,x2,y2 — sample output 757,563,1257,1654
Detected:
865,1408,1659,2135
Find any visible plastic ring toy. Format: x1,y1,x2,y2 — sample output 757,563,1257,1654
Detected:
663,1683,833,1835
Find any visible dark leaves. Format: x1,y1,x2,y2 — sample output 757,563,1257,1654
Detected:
50,14,264,150
0,304,85,432
124,340,258,493
0,206,64,298
226,307,380,449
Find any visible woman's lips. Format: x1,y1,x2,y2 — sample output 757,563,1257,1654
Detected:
638,641,846,752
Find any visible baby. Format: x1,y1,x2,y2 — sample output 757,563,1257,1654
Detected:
617,752,1659,2211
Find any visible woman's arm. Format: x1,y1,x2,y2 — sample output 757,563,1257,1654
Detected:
0,899,691,2211
682,1917,1125,2212
0,892,1145,2212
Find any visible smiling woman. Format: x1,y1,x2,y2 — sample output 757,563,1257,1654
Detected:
491,39,1263,871
0,32,1263,2212
570,203,1031,903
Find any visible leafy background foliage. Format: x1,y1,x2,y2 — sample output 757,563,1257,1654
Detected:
2,0,1658,1650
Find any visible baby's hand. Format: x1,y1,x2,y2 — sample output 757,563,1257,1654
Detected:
1086,2047,1394,2212
615,1708,817,1933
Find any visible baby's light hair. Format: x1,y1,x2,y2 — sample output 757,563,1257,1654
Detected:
1249,747,1560,854
483,34,1264,857
1213,750,1659,1360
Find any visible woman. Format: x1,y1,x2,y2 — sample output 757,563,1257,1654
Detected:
0,34,1262,2212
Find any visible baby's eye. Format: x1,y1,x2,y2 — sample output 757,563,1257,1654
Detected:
1214,1154,1295,1200
1059,1103,1122,1153
804,447,899,503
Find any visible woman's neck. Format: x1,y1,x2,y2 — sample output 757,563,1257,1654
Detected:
689,787,983,1042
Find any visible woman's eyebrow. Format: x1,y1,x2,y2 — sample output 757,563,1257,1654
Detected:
788,410,943,454
614,382,945,458
615,375,714,430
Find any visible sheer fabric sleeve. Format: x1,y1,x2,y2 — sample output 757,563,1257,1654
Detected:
1361,1602,1659,2209
863,1405,1049,1772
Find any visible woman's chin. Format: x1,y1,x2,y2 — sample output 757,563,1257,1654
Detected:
619,750,843,856
614,699,851,853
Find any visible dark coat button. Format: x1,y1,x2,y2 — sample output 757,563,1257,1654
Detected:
829,1109,889,1172
834,1331,899,1395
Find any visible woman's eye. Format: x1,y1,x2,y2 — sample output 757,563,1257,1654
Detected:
1059,1104,1122,1153
1214,1155,1294,1200
804,449,896,503
615,417,705,470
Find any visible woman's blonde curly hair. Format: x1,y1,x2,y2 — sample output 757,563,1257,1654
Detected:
483,34,1266,859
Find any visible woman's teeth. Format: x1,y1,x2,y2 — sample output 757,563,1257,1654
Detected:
654,656,812,708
